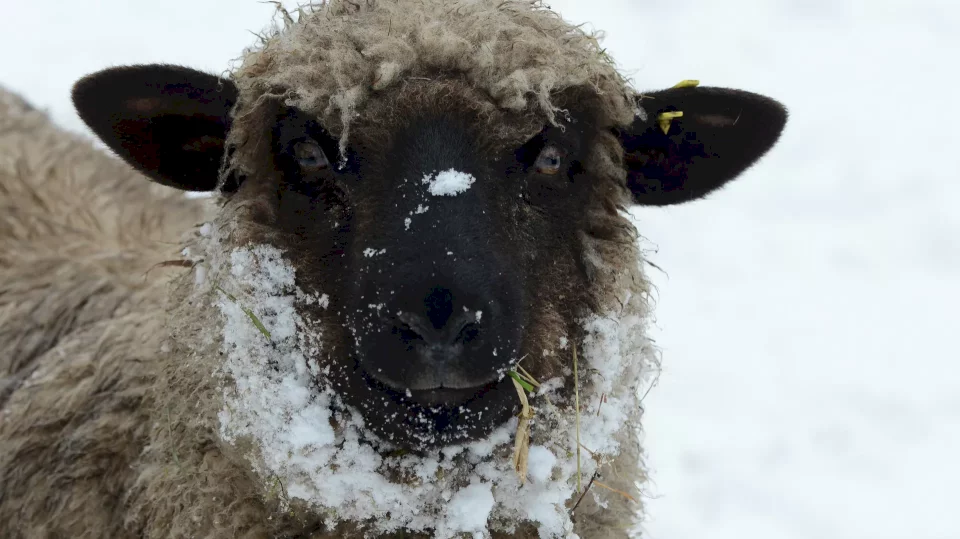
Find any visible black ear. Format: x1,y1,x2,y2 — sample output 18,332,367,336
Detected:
619,85,787,206
72,64,238,191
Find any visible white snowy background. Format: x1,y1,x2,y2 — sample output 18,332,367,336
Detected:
1,1,957,537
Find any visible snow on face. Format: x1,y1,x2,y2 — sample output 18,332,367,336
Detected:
423,168,476,196
441,482,496,536
208,240,655,537
527,445,558,483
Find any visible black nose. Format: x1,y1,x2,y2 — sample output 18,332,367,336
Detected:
393,286,484,348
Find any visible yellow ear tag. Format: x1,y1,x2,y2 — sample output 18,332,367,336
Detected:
671,79,700,89
658,111,684,134
655,80,697,133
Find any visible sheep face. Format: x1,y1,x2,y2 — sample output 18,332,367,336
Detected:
218,82,615,446
72,66,786,451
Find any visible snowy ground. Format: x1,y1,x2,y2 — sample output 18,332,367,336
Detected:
2,1,957,538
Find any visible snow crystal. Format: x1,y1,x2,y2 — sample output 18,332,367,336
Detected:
634,104,648,122
415,204,429,214
423,169,476,196
404,217,412,230
363,248,386,257
442,483,495,536
194,264,207,287
527,445,557,483
537,377,565,397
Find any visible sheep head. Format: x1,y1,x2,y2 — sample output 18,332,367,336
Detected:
70,1,786,535
73,62,783,441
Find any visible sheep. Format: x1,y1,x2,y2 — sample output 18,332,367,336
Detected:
0,1,787,537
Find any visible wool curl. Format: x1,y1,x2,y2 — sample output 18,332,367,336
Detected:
223,0,638,185
0,86,211,539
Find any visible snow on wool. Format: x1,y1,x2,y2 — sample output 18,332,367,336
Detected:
423,169,476,196
213,244,654,538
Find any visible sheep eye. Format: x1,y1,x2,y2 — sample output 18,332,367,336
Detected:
293,140,329,171
534,146,563,175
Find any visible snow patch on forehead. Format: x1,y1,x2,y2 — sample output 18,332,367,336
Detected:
210,242,656,537
423,169,476,196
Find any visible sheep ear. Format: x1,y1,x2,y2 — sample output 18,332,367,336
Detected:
72,64,238,191
619,86,787,206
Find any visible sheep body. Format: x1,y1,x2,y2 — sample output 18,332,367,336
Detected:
0,87,208,537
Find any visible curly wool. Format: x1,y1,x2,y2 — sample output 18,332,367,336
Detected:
0,88,207,402
225,0,637,179
0,86,210,539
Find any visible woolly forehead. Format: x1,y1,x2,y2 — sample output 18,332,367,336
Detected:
226,0,636,156
312,80,551,154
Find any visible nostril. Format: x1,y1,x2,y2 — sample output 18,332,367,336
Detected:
392,307,486,346
455,322,481,345
424,287,455,330
393,323,424,345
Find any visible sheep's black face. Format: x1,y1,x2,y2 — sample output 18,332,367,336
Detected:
272,103,595,446
343,115,525,399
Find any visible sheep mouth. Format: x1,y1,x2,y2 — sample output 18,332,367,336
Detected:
404,383,499,406
349,364,518,446
361,370,501,407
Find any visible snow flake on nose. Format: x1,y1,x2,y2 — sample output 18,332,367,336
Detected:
422,169,475,196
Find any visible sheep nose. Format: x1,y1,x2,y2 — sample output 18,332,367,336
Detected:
393,286,484,349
